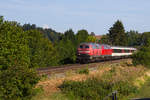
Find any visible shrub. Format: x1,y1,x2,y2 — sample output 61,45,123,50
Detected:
132,46,150,68
0,17,40,100
59,78,138,100
0,66,39,100
76,67,89,75
26,30,59,68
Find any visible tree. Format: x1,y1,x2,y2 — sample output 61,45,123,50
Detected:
86,35,97,42
0,66,39,100
0,17,39,100
76,29,89,44
132,39,150,68
98,35,110,44
126,30,141,46
90,32,95,36
0,18,29,70
22,23,62,43
22,23,36,31
55,39,76,64
108,20,127,46
26,30,59,68
64,29,76,41
140,32,150,46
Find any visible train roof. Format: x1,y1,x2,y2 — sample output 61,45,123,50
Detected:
79,42,136,50
111,46,136,50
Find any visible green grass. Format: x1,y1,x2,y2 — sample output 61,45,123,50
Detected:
59,77,138,100
76,67,89,75
32,92,79,100
132,78,150,98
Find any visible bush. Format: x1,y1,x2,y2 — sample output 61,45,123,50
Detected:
0,66,39,100
59,78,138,100
132,46,150,68
76,67,89,75
0,17,40,100
26,30,59,68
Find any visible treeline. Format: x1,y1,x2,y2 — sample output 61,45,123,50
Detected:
21,23,97,67
99,20,150,48
21,20,150,68
1,18,150,69
99,20,150,68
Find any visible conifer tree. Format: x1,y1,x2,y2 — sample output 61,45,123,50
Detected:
108,20,127,46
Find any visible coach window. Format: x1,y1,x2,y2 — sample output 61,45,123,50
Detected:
131,50,135,52
113,49,122,53
125,50,129,53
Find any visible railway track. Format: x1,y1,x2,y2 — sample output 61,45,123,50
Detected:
37,59,130,76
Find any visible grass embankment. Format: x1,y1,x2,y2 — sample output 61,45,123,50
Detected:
32,60,150,100
133,78,150,98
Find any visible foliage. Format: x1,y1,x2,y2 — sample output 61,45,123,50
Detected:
76,67,89,75
108,20,127,46
126,30,141,46
0,17,29,70
64,29,76,43
140,32,150,46
0,17,39,100
132,43,150,68
76,29,89,44
0,66,39,100
131,78,150,98
59,78,137,100
22,23,62,43
86,35,97,43
90,32,95,36
98,35,110,44
26,30,59,68
55,39,76,64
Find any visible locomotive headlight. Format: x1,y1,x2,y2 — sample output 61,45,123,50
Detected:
90,56,93,59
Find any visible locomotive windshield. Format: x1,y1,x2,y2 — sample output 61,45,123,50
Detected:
85,46,89,48
79,45,89,49
80,45,83,48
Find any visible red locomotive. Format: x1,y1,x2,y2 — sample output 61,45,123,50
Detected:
77,43,136,63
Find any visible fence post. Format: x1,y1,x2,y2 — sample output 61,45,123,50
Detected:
112,91,117,100
103,91,117,100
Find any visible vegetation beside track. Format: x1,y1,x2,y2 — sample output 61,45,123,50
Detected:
32,59,150,100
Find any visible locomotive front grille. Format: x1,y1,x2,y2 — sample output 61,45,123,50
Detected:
77,54,90,60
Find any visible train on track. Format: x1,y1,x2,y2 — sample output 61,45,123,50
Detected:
77,43,137,63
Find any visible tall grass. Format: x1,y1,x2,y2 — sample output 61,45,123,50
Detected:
59,77,138,100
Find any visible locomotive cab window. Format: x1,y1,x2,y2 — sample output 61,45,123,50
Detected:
80,45,83,48
85,45,89,48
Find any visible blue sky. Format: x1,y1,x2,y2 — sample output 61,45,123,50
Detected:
0,0,149,35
